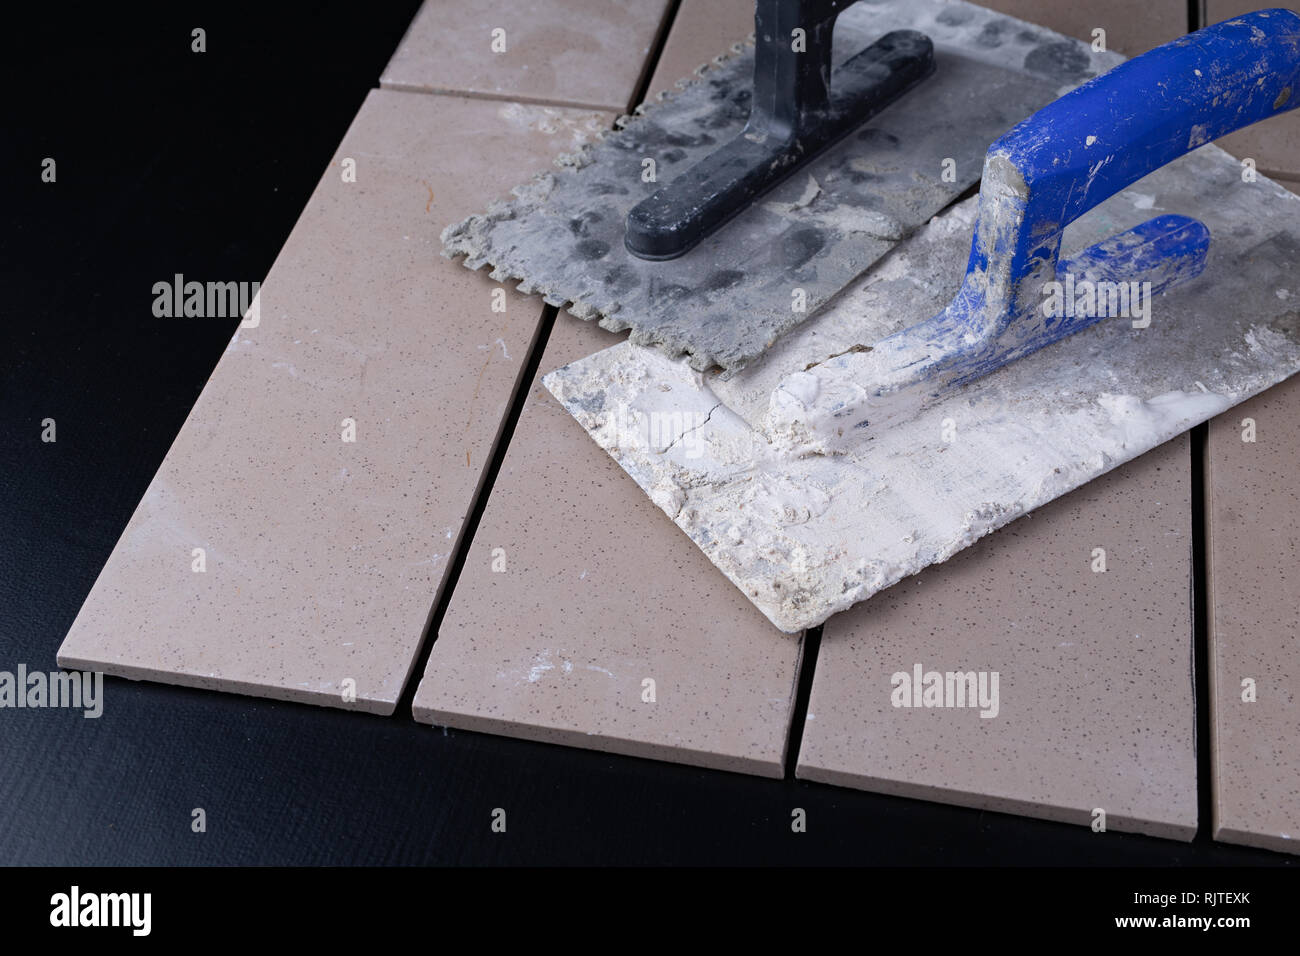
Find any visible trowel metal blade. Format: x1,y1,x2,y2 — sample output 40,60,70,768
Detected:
544,146,1300,633
444,0,1120,375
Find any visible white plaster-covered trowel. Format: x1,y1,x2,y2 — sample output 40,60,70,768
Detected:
545,10,1300,633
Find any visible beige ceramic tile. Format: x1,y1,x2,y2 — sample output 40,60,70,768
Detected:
381,0,674,111
644,0,754,97
798,436,1198,840
1207,375,1300,854
412,315,806,776
980,0,1186,55
1208,1,1300,181
57,91,613,714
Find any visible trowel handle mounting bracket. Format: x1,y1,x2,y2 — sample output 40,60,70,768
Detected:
624,0,935,260
749,0,880,140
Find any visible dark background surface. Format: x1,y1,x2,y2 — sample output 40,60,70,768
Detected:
0,1,1290,866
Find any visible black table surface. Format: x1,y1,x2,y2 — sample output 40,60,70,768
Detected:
1,0,1290,867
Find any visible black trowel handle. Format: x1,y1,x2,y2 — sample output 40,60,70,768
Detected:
624,0,934,260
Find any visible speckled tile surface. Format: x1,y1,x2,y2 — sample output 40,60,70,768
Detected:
381,0,673,111
1207,375,1300,855
1208,1,1300,181
643,0,754,98
797,436,1198,840
980,0,1186,56
57,90,613,714
411,315,806,776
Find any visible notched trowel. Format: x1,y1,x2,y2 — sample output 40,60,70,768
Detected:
546,9,1300,633
443,0,1121,374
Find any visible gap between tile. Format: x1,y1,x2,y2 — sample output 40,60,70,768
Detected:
375,87,637,114
394,304,557,719
783,625,823,779
1190,422,1213,842
392,0,686,717
381,0,682,115
626,0,683,111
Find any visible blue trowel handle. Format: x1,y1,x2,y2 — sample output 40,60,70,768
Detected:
961,7,1300,341
771,10,1300,454
998,8,1300,230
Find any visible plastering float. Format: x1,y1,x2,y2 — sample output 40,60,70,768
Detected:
544,10,1300,633
443,0,1124,375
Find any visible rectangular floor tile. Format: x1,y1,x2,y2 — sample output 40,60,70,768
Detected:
57,91,613,714
1208,374,1300,855
381,0,673,111
1208,2,1300,181
412,315,806,776
797,437,1198,840
980,0,1186,55
643,0,754,98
